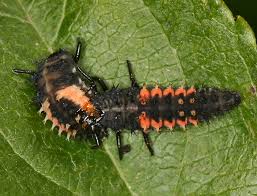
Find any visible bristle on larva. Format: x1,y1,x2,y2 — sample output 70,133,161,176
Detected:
40,99,69,135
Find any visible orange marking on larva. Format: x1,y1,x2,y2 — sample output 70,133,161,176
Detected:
178,98,184,105
41,99,68,133
139,86,150,105
163,87,174,96
84,104,96,116
177,119,187,128
178,111,185,117
187,87,196,95
188,118,198,126
175,87,186,96
164,119,175,129
60,124,65,131
42,100,51,117
151,119,162,132
189,98,195,104
52,118,59,127
151,86,162,98
191,110,196,116
139,112,150,132
56,85,96,114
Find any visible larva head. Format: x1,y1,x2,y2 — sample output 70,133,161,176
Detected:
195,88,241,121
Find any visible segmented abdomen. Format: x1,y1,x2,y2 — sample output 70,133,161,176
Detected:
138,86,198,132
95,86,241,132
138,86,241,132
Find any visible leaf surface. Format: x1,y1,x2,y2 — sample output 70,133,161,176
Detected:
1,0,257,195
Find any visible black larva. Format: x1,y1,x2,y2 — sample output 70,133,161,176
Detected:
13,41,241,159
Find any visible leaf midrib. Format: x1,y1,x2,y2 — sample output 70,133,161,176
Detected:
8,1,136,195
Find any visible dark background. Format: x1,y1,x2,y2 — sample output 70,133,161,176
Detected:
224,0,257,36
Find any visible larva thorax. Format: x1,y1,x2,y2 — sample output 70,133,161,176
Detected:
35,49,101,139
92,87,140,131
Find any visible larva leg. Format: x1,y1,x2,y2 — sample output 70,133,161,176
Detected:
126,60,139,88
92,76,108,91
73,40,82,63
142,132,154,156
89,124,101,148
92,132,101,148
116,131,131,160
77,66,108,92
94,133,100,146
13,69,35,75
74,40,108,92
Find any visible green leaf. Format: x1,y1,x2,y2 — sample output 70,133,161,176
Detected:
1,0,257,195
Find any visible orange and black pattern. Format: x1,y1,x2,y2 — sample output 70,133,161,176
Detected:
138,86,197,131
13,41,241,160
92,73,241,159
93,86,241,133
13,42,108,147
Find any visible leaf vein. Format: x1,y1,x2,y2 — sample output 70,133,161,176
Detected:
0,12,27,24
16,0,53,53
141,0,186,85
0,129,75,195
103,144,138,196
52,0,67,44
